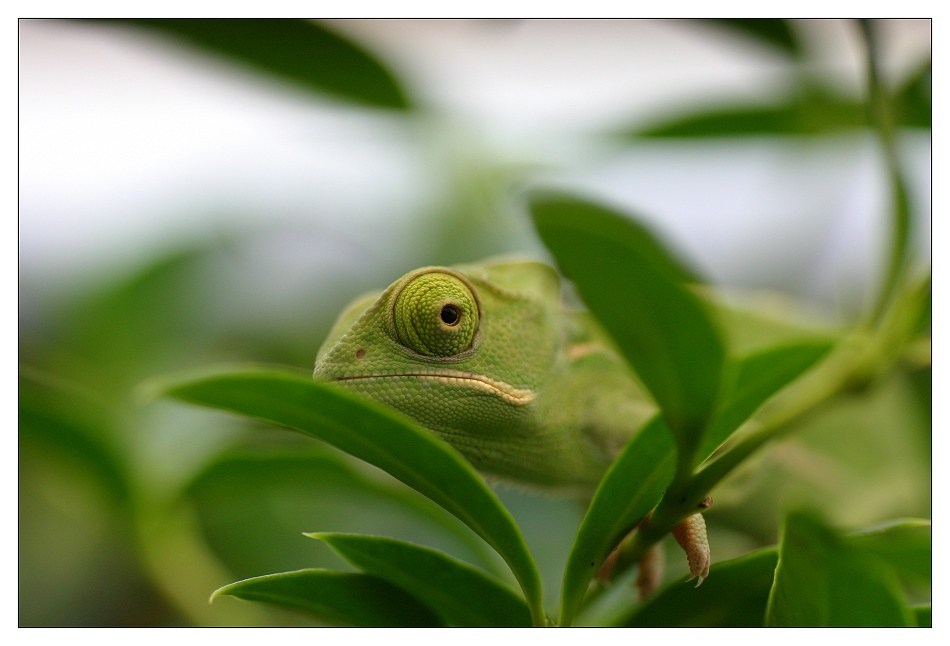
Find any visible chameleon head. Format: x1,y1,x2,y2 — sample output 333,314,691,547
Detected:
313,261,562,456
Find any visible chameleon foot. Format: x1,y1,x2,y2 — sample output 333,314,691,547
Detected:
673,512,710,586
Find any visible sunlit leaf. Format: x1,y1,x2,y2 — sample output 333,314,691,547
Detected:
699,340,834,462
766,511,914,626
156,366,545,625
312,533,532,627
212,569,442,626
531,192,724,455
558,416,676,627
624,548,778,627
112,19,411,110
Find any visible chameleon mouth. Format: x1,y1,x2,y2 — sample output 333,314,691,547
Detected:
331,370,535,406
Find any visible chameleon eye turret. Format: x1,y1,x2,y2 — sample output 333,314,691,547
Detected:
392,271,479,357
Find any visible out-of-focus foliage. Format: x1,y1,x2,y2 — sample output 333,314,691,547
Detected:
109,19,413,111
19,19,930,627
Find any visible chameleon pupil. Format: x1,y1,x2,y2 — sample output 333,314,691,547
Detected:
440,304,461,326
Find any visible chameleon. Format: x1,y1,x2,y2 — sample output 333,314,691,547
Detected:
312,257,711,595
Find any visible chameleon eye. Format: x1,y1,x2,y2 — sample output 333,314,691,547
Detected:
393,272,478,357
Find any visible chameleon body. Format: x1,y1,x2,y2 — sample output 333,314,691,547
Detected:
313,258,708,587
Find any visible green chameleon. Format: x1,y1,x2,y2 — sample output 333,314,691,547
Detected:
313,258,710,595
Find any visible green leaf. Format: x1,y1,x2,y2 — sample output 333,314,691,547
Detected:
156,366,545,625
18,369,130,505
638,104,798,138
212,569,442,626
531,192,724,454
558,415,676,626
699,340,834,462
622,518,928,627
766,511,914,626
910,273,932,336
624,547,779,627
113,19,411,110
630,88,866,139
312,533,532,627
913,605,931,628
895,59,931,129
186,447,504,581
705,19,801,57
848,519,931,587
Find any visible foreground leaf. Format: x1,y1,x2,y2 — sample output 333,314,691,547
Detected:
766,511,914,626
698,340,834,462
622,517,928,627
186,447,503,581
848,519,931,587
913,605,931,628
558,416,676,626
313,534,531,627
157,367,544,625
113,19,411,110
531,193,724,455
625,548,779,627
212,569,441,626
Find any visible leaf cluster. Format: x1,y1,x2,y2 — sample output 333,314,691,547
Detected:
20,19,930,627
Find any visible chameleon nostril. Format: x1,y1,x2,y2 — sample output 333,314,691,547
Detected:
355,348,366,360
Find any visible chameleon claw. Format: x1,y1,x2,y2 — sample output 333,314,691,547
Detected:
673,512,710,584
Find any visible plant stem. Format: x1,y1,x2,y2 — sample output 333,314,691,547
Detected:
607,336,868,579
859,19,913,325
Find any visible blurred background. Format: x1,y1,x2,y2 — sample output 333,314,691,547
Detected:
19,19,931,626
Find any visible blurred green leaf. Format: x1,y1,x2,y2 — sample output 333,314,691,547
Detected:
113,19,411,110
766,511,914,626
895,59,931,129
625,548,778,627
907,366,931,444
157,366,544,625
51,246,214,393
705,19,801,57
212,569,441,626
699,340,834,462
313,533,532,627
848,519,931,587
531,192,724,453
632,88,867,139
559,415,675,627
913,605,931,628
18,369,130,505
911,274,932,336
